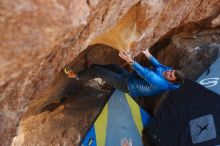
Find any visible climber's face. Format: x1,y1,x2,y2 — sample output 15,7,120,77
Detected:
163,70,176,82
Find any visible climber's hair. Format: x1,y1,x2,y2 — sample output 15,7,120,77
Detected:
172,70,184,84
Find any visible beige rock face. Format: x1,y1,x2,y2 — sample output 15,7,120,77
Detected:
1,0,220,145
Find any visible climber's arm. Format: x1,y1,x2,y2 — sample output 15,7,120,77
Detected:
142,49,162,67
131,61,168,88
119,51,168,88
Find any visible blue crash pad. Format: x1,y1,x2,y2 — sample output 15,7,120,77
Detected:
196,57,220,94
81,89,151,146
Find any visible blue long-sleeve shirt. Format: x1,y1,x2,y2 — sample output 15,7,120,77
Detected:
127,55,180,97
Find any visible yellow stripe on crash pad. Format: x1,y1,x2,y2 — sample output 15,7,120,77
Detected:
125,93,143,136
94,103,108,146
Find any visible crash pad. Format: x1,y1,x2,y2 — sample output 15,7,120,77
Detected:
196,57,220,94
81,89,151,146
146,79,220,146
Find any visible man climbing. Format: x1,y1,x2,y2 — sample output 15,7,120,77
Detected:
64,49,184,98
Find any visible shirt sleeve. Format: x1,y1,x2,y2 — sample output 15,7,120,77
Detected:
148,55,162,67
131,61,169,89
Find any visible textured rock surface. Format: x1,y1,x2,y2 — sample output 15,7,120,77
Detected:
0,0,220,145
11,82,110,146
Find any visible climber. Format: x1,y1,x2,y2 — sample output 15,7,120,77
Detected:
64,49,184,98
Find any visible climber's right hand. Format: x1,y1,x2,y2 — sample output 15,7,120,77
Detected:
119,51,134,65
